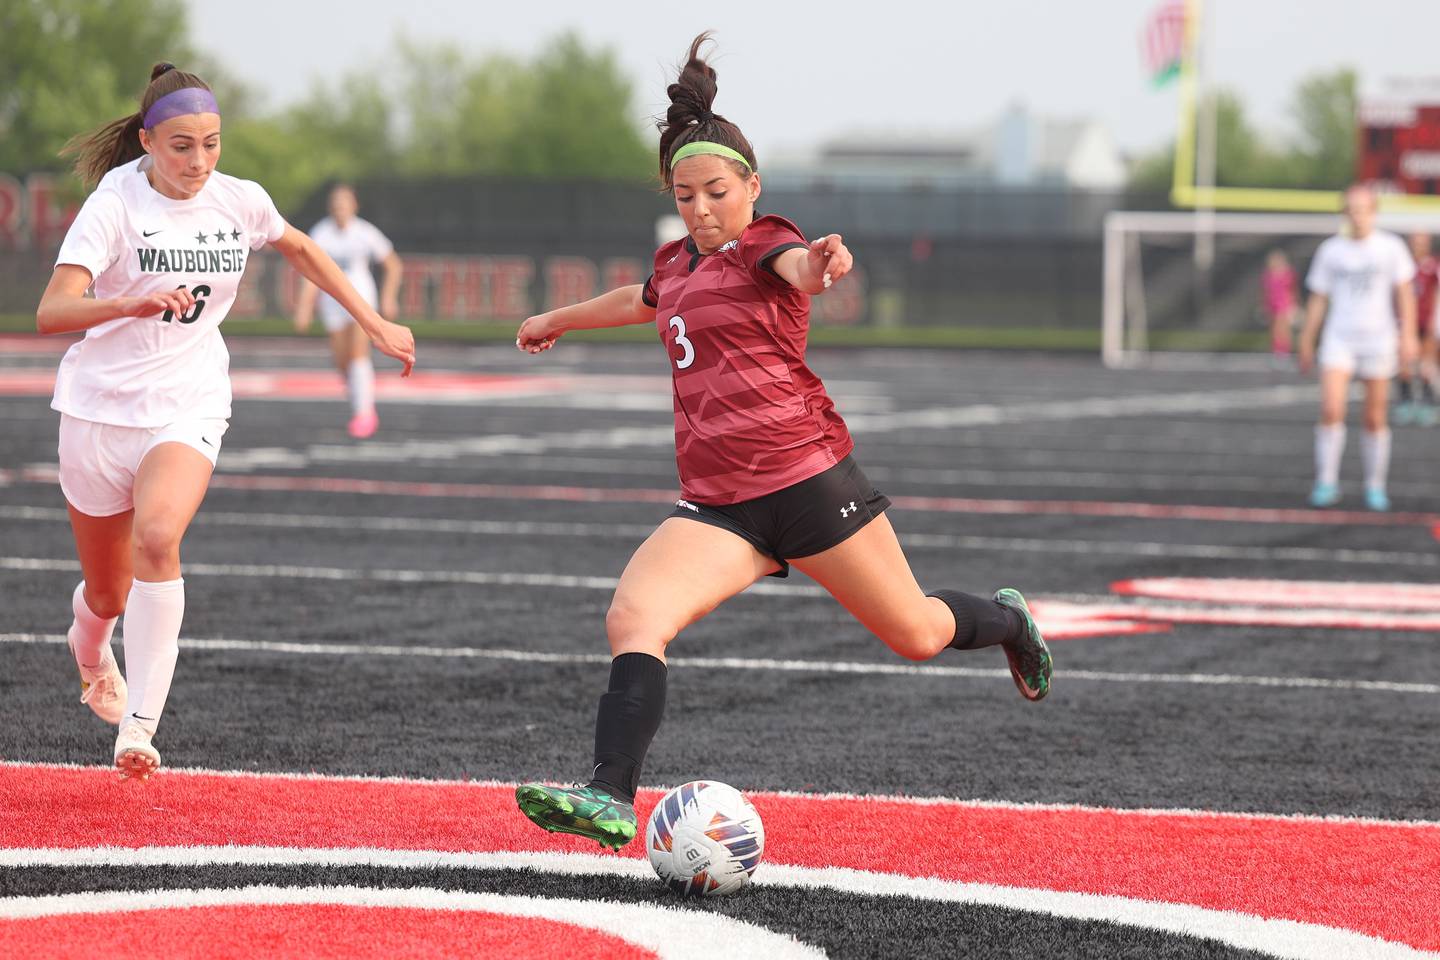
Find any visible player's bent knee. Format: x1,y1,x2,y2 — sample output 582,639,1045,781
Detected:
131,521,182,567
605,599,676,655
85,583,129,620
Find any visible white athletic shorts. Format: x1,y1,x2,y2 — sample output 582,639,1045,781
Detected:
317,298,357,333
1317,338,1398,381
58,414,228,517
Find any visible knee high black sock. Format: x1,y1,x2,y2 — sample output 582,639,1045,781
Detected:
588,652,667,804
929,589,1023,650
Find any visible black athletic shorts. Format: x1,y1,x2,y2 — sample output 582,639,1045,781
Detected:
668,455,891,578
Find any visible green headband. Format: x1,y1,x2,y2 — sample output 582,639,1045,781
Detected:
669,140,753,172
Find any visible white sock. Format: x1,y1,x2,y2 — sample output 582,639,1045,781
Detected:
346,357,375,417
1361,429,1391,491
121,577,185,734
68,581,117,667
1314,423,1346,487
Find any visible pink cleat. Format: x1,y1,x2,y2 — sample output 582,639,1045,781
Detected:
347,409,379,439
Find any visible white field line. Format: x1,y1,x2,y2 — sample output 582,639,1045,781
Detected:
4,505,1432,568
0,884,825,960
0,854,1430,960
5,759,1438,830
3,633,1436,695
0,557,823,596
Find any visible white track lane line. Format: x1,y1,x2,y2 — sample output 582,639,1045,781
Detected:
3,505,1433,568
0,853,1430,960
3,633,1435,695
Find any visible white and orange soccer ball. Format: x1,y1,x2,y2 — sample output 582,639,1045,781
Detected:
645,780,765,897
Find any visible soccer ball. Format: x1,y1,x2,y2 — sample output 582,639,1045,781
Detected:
645,780,765,897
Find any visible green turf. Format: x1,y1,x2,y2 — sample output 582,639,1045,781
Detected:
0,314,1270,353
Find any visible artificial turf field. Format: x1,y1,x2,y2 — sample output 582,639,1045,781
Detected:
1,334,1437,959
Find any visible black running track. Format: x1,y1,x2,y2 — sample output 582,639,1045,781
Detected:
1,337,1437,959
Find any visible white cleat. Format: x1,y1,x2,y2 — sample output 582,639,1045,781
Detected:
114,719,161,782
69,634,127,725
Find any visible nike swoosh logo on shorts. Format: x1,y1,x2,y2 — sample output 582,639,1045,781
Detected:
201,437,214,447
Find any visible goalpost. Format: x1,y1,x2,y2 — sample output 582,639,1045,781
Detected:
1101,210,1440,368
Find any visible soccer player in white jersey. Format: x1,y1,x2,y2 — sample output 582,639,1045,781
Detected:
1298,183,1418,511
293,184,402,438
36,63,417,780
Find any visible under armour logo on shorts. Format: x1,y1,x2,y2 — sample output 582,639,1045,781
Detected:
840,501,858,517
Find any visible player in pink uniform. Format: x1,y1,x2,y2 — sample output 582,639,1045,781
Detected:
510,35,1052,849
1262,249,1297,360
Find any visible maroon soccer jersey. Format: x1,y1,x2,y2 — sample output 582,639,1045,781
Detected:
1415,255,1438,334
642,215,855,504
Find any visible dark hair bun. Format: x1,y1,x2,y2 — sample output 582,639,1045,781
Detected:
150,62,177,81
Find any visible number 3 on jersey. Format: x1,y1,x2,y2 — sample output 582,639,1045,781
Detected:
668,315,695,370
161,283,211,324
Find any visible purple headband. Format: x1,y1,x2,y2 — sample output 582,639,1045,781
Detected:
142,87,220,129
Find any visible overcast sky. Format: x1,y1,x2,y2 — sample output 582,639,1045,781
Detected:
187,0,1438,159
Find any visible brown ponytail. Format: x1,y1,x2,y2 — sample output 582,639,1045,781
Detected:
657,33,757,189
61,62,214,187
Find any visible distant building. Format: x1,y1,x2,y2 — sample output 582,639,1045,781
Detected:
766,103,1127,191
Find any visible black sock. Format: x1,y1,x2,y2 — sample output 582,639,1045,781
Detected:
929,590,1023,650
587,652,667,803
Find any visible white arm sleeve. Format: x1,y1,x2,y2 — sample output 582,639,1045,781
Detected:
242,181,287,250
1392,235,1417,286
1305,241,1334,296
365,221,394,262
54,190,123,282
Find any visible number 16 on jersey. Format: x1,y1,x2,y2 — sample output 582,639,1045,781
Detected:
668,315,695,370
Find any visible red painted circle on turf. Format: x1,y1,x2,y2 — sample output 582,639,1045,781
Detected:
0,903,657,960
4,765,1439,951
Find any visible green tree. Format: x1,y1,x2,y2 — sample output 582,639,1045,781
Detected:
395,32,652,181
1129,68,1360,195
1287,68,1357,189
0,0,196,174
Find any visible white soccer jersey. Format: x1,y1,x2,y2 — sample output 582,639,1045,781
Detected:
1306,230,1416,348
308,215,393,318
52,156,287,427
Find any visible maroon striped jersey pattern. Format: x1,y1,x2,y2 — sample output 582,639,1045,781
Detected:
642,215,855,505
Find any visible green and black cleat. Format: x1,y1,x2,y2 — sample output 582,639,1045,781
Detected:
515,782,637,850
993,588,1052,701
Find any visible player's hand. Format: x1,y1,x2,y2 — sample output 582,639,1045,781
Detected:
380,295,400,321
807,234,853,289
369,317,416,377
292,307,313,333
516,313,562,354
121,287,195,318
1400,334,1420,372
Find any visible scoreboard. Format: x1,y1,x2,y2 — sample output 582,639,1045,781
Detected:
1358,77,1440,195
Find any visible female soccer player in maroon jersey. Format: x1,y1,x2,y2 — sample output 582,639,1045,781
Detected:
512,34,1051,849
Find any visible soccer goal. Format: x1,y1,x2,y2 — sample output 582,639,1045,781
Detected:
1100,209,1440,368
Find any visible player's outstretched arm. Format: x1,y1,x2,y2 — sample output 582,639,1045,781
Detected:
516,284,655,355
37,264,197,334
1396,281,1419,370
769,234,854,295
1297,292,1328,374
271,224,415,376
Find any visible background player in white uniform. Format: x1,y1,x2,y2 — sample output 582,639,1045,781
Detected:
292,184,402,438
1298,183,1418,511
36,63,416,780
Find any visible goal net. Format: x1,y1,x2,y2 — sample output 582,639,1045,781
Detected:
1101,210,1440,368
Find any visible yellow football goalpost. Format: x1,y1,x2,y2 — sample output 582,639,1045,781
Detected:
1171,0,1440,213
